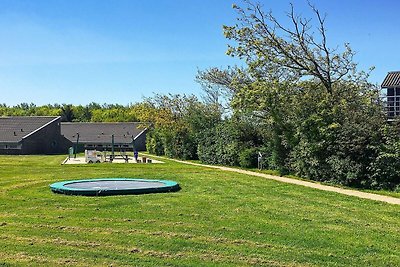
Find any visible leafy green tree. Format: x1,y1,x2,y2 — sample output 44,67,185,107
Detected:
60,104,75,122
73,105,92,122
141,94,204,159
197,1,394,189
369,124,400,190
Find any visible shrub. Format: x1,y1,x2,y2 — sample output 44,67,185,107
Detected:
369,139,400,190
163,128,197,160
197,121,241,166
239,148,258,168
146,130,164,156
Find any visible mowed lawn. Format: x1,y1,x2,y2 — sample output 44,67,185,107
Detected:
0,155,399,267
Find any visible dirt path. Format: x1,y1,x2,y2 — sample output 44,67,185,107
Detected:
144,154,400,205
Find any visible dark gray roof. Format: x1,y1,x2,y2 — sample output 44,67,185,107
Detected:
0,116,60,143
381,71,400,88
61,122,147,144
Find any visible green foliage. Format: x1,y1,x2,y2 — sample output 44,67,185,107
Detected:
0,102,144,123
197,122,241,166
239,147,258,168
140,93,223,160
369,126,400,189
146,130,164,156
73,105,92,122
371,151,400,189
0,103,61,117
163,127,197,160
286,82,385,187
60,104,75,122
197,117,262,167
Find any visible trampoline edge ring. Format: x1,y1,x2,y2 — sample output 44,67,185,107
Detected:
50,178,180,196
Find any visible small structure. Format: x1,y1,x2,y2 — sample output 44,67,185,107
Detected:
61,122,148,155
381,71,400,119
0,116,63,154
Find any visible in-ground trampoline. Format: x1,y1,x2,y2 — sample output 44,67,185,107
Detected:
50,178,180,196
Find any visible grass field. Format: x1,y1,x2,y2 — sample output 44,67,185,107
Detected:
0,155,399,266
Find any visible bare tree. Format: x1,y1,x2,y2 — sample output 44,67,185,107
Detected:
224,1,359,94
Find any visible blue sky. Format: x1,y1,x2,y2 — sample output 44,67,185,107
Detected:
0,0,398,105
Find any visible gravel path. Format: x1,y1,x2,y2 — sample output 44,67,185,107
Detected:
156,156,400,205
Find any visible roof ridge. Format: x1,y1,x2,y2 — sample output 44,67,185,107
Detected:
22,117,61,139
62,122,142,124
0,116,60,119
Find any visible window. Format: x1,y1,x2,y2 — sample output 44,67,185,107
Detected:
387,87,400,118
1,143,20,149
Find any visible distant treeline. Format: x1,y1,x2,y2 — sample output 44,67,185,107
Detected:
0,102,150,122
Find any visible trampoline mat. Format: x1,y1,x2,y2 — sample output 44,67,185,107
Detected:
65,180,166,190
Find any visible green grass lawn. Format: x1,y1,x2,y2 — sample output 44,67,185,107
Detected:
0,155,399,266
